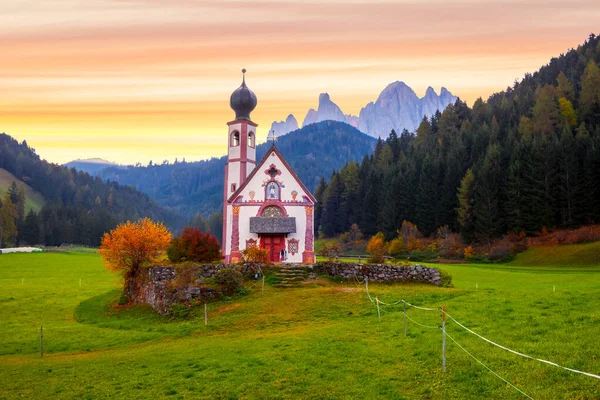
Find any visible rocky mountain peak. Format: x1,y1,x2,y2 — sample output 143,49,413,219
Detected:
273,82,457,138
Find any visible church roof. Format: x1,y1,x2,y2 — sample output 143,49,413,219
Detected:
227,145,316,204
249,217,296,234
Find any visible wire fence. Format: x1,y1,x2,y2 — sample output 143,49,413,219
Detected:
6,269,599,399
360,275,600,399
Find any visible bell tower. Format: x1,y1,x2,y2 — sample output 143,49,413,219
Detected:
225,69,258,199
223,69,258,256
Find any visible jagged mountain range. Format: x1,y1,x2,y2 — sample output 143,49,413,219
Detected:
270,82,456,138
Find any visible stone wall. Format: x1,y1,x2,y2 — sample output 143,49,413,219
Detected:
133,264,261,314
311,263,442,286
136,262,442,314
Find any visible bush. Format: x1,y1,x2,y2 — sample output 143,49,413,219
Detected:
438,269,453,288
367,233,386,263
214,267,244,296
488,243,514,261
530,225,600,246
242,246,269,263
321,241,342,261
387,237,406,257
167,227,221,263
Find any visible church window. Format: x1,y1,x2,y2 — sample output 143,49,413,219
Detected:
231,131,240,147
231,183,236,192
261,205,283,218
288,239,299,255
266,182,280,200
248,132,255,148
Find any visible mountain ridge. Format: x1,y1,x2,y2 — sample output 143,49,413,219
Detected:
95,121,377,218
270,82,457,138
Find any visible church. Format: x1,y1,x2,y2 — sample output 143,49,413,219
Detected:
222,70,315,264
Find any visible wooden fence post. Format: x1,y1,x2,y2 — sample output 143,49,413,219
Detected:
40,326,44,358
442,306,446,373
403,300,407,337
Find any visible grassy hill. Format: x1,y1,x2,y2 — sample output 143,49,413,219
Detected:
508,242,600,268
1,244,599,399
0,168,45,213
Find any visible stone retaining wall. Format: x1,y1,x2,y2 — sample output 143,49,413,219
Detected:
133,264,261,314
137,262,441,314
311,262,442,286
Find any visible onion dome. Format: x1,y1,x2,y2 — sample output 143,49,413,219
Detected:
230,69,257,121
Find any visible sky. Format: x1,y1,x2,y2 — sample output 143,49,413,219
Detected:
1,0,599,165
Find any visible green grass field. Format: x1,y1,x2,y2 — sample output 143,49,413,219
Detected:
0,168,45,213
1,246,600,399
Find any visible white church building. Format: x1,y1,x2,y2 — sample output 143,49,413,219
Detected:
222,70,315,264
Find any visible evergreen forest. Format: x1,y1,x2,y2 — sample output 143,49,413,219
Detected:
97,121,377,218
314,34,600,245
0,134,183,247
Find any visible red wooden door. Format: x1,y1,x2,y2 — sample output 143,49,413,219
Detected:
260,235,285,262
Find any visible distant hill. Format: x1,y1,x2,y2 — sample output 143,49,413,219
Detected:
99,121,377,217
0,133,183,246
65,158,123,175
0,168,45,213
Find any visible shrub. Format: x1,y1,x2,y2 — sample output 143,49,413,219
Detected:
367,232,386,263
242,246,269,263
387,237,406,257
321,241,342,262
436,227,464,259
167,228,221,263
214,267,244,296
488,243,514,261
464,246,475,259
438,269,453,288
400,221,421,243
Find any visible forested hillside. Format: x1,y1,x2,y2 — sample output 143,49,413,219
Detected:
98,121,377,217
315,34,600,244
0,134,183,247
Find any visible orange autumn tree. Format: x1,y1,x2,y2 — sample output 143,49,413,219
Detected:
99,218,172,298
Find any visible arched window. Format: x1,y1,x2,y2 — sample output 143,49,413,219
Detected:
262,205,284,218
231,131,240,147
265,181,280,200
248,131,255,148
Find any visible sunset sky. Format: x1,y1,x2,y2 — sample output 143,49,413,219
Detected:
1,0,599,165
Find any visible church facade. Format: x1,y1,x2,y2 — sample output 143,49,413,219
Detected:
222,71,315,264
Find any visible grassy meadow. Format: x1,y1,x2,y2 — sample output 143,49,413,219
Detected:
1,245,600,399
0,168,45,213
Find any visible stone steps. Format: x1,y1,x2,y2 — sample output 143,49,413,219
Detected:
273,267,309,288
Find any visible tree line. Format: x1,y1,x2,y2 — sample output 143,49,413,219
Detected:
0,134,183,247
314,34,600,246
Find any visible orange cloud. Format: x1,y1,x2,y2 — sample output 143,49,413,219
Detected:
1,0,598,164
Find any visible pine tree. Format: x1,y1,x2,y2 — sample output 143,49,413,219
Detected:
313,176,327,236
321,172,343,237
557,126,578,226
456,169,475,242
415,154,440,236
473,145,504,247
580,60,600,125
21,210,40,245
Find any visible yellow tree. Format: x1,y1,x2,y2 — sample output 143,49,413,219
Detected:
100,218,171,298
367,232,386,264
